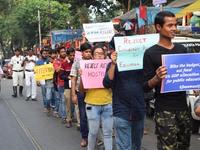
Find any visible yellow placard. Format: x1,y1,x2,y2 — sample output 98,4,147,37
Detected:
34,64,54,81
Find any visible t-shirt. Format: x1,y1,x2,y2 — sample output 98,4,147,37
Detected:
53,58,65,87
85,88,112,105
143,44,188,112
70,59,81,91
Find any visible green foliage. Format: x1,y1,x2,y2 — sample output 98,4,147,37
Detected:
15,0,71,46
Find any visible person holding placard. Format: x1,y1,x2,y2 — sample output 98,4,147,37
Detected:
79,45,113,150
143,11,199,150
103,34,146,150
70,42,92,147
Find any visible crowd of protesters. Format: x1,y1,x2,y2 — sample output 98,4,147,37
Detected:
8,11,200,150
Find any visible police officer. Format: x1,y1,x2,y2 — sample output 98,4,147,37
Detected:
22,48,38,101
10,48,24,97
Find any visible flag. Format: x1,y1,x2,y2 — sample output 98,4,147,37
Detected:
139,6,146,19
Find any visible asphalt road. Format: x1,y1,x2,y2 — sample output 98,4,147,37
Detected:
0,79,199,150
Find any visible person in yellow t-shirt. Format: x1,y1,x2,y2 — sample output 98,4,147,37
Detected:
79,45,113,150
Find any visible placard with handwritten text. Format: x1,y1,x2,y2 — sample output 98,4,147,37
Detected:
83,22,115,42
80,59,111,89
114,34,159,71
34,64,54,81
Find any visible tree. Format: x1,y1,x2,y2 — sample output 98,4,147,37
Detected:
16,0,72,47
56,0,121,25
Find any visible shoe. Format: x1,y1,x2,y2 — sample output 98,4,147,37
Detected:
25,96,31,101
61,118,67,124
80,138,88,147
143,129,148,135
65,121,72,128
32,98,37,101
53,112,60,118
47,109,51,116
112,131,115,138
43,108,48,113
72,117,78,123
77,125,80,131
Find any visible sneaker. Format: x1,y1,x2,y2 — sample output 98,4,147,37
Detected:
80,138,88,147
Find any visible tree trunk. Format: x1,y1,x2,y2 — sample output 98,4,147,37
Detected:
0,38,6,59
127,0,131,12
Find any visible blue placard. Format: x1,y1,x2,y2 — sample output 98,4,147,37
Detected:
161,53,200,93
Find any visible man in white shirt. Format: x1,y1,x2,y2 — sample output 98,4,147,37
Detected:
22,48,38,101
10,48,24,97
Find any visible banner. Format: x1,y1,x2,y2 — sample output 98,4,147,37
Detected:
114,34,159,71
80,59,111,89
161,53,200,93
83,22,115,42
34,64,54,81
152,0,167,6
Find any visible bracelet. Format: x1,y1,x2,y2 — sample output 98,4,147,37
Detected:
148,80,154,88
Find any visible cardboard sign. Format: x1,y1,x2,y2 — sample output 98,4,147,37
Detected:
83,22,115,42
34,64,54,81
114,34,159,71
80,59,111,89
75,51,82,61
161,53,200,93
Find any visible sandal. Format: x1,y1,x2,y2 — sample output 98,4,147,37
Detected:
61,118,67,124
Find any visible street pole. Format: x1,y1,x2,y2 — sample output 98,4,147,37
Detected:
48,0,52,48
38,10,42,52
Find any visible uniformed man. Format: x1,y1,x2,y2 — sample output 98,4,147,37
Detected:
22,48,38,101
10,48,24,97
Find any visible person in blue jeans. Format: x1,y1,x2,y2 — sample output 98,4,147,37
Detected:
35,49,49,112
103,34,146,150
70,42,92,147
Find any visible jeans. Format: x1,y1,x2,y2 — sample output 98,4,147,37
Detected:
77,92,88,139
57,86,66,119
40,84,47,108
86,103,113,150
113,116,144,150
46,87,59,110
